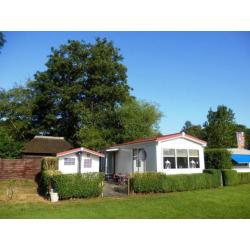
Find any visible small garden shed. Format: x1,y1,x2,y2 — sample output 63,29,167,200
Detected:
105,132,207,176
57,147,105,174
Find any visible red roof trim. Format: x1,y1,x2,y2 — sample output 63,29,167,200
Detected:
109,132,207,148
57,147,104,157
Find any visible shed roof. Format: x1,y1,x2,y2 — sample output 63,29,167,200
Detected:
108,132,207,149
22,136,73,155
57,147,105,158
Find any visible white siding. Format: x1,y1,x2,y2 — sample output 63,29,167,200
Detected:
58,153,78,174
156,138,205,175
58,152,100,174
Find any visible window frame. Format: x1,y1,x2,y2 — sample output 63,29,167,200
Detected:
162,148,200,169
64,157,75,166
84,158,92,168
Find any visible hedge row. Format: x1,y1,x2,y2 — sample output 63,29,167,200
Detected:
221,170,250,186
131,170,221,193
38,170,61,196
205,149,232,169
39,171,105,199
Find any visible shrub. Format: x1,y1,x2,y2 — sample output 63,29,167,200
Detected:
238,172,250,184
131,170,221,193
51,172,105,199
39,170,61,196
131,172,166,193
222,170,250,186
41,157,58,171
221,170,239,186
205,149,232,169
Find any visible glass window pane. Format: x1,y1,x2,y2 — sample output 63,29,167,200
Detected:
177,157,188,168
64,158,75,165
176,149,188,157
163,149,175,157
163,157,176,169
84,158,92,168
189,149,199,157
189,157,200,168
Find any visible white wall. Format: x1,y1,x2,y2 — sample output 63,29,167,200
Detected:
156,138,205,175
58,152,100,174
58,153,78,174
114,142,157,174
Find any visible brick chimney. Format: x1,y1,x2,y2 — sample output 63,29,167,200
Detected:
236,132,245,149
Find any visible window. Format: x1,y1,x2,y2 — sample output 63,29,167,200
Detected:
64,158,75,166
163,149,176,169
189,149,199,168
84,158,92,168
162,148,200,169
177,149,188,168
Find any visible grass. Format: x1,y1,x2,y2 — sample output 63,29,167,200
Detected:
0,179,250,218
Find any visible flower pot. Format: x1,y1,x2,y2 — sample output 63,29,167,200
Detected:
50,192,59,202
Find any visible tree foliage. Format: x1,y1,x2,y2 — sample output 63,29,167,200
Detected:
204,105,236,148
182,121,205,140
0,37,162,151
0,32,5,52
0,126,23,158
182,105,250,149
0,86,33,141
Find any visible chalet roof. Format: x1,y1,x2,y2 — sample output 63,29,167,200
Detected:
22,136,73,155
108,132,207,149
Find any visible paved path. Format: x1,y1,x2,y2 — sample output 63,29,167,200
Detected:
103,181,128,197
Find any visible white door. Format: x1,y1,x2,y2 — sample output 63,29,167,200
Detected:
133,149,146,173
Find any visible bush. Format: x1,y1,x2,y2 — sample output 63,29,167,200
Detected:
39,170,61,196
131,172,166,193
51,172,105,199
238,172,250,184
205,149,232,169
131,170,221,194
222,170,250,186
41,157,58,171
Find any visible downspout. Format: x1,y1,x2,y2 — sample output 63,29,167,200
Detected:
77,151,82,173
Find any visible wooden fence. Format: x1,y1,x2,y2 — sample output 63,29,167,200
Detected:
0,158,42,179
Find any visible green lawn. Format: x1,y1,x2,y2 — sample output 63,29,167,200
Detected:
0,179,250,218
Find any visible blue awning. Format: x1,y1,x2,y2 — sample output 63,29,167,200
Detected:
231,154,250,164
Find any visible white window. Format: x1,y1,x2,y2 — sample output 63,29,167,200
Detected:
84,158,92,168
64,158,75,166
189,149,200,168
163,149,200,169
163,149,176,169
177,149,188,169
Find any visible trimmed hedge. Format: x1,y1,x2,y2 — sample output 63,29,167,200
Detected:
222,170,250,186
52,173,105,199
131,170,221,193
41,157,58,171
39,170,62,196
205,149,232,169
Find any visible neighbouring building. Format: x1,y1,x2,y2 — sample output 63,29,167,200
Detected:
22,136,73,158
228,132,250,172
105,132,207,177
57,147,105,174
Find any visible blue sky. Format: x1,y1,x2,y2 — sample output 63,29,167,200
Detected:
0,32,249,134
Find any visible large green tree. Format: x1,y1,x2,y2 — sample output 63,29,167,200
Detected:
26,38,161,148
204,105,236,148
